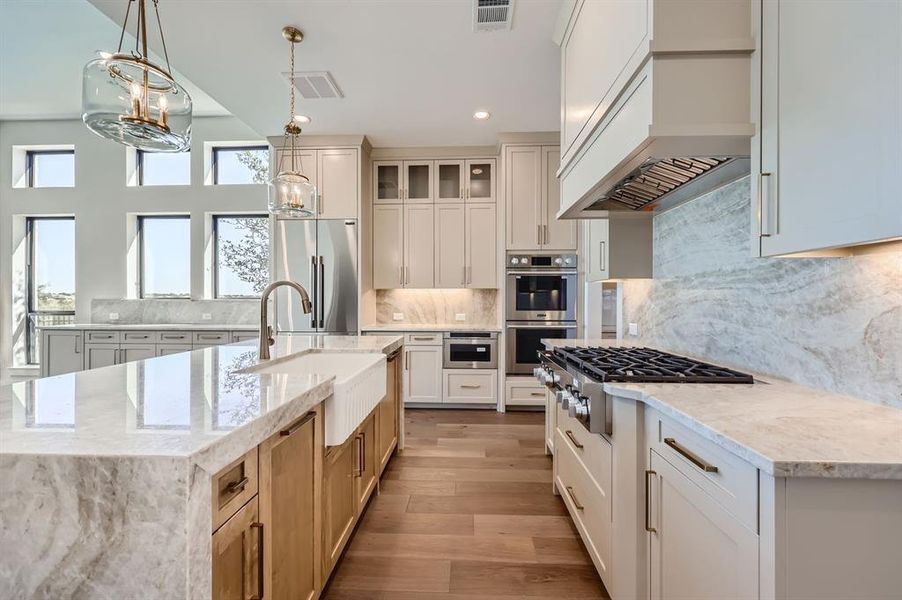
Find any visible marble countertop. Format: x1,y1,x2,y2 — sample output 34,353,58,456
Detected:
0,334,402,470
362,323,503,332
544,339,902,479
39,323,258,331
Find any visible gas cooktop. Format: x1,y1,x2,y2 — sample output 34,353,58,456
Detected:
552,346,754,384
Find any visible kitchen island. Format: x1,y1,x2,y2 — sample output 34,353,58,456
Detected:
0,334,403,600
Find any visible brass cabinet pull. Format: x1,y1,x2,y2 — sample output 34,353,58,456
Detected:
356,434,365,477
664,437,719,473
460,384,482,389
412,336,435,341
565,430,584,449
530,392,545,397
645,470,657,533
360,432,366,477
224,476,249,495
280,411,315,437
565,486,584,510
249,522,264,600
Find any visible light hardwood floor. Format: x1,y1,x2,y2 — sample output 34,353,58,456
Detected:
322,409,610,599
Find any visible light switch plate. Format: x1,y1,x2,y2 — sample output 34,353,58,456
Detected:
455,313,466,321
109,312,119,321
628,322,639,336
393,313,404,321
202,313,212,320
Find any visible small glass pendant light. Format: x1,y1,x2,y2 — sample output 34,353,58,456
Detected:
268,26,317,218
82,0,192,152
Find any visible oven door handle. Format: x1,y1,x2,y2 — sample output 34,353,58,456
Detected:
506,271,575,277
506,323,579,329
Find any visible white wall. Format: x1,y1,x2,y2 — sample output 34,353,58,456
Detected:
0,116,269,374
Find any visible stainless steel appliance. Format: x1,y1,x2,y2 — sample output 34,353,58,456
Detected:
505,252,577,321
272,218,358,334
506,321,577,375
536,346,754,435
442,332,498,369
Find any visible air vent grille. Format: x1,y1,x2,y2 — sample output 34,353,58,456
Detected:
593,158,731,211
474,0,514,32
284,71,343,100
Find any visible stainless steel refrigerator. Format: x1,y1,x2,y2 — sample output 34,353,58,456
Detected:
272,218,358,334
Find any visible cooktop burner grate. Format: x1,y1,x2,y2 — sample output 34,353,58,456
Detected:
553,346,754,384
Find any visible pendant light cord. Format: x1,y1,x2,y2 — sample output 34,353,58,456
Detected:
116,0,134,54
288,37,296,121
152,0,173,75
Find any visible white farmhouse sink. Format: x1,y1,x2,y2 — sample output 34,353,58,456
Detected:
249,351,386,446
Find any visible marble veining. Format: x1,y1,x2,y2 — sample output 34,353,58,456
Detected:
545,339,902,479
40,323,257,331
619,177,902,408
375,288,500,327
91,298,258,325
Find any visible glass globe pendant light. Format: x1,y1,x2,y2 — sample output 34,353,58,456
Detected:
268,26,317,218
82,0,192,152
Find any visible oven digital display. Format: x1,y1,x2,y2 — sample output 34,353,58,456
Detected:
531,256,552,266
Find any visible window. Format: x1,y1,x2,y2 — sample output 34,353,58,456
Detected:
26,150,75,187
213,215,270,298
138,150,190,186
139,216,191,298
212,145,269,184
26,217,76,364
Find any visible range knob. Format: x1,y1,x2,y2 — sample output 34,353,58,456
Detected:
563,257,573,265
554,389,566,404
554,257,563,265
510,257,519,265
568,397,589,420
532,367,544,381
559,389,574,409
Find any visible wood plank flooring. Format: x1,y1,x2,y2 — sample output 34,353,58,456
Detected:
322,409,610,599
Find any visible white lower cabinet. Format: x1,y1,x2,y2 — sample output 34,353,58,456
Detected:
157,344,193,357
40,330,84,377
118,343,156,363
84,344,118,370
442,369,497,405
403,344,442,404
648,449,758,600
505,376,547,407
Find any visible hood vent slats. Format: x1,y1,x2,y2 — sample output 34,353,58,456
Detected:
592,157,730,211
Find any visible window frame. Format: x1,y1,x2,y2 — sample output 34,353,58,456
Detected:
138,215,192,299
25,216,76,364
136,149,191,186
211,145,269,185
25,149,75,188
212,213,270,299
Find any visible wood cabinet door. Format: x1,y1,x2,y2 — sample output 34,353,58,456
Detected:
118,343,155,364
434,203,466,288
259,411,321,600
372,204,404,289
42,331,83,377
465,159,495,204
374,161,403,204
541,146,577,250
757,0,902,256
435,160,465,202
84,344,117,370
505,146,542,250
355,412,378,510
317,148,358,219
212,497,262,600
322,435,357,577
403,160,434,203
377,351,401,474
403,204,435,288
404,345,442,404
465,203,497,288
648,450,758,600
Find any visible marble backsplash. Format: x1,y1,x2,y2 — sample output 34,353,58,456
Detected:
90,299,257,325
620,177,901,408
375,289,500,326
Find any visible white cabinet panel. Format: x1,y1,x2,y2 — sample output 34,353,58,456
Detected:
119,343,156,363
373,204,404,289
541,147,577,251
505,146,542,250
434,203,466,288
435,160,465,202
465,159,495,204
85,344,117,370
585,218,652,282
404,345,442,404
156,343,193,357
403,160,434,204
41,331,84,377
465,204,497,288
403,204,435,288
443,369,497,404
317,149,358,219
374,161,403,204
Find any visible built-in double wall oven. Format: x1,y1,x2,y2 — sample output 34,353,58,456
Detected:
505,252,578,375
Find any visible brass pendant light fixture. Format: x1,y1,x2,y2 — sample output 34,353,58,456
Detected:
268,26,317,218
82,0,192,152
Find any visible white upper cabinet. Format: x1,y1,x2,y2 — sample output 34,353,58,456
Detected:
434,203,466,288
465,160,495,204
465,204,497,288
317,148,358,219
541,147,577,251
753,0,902,256
403,204,435,288
435,160,465,202
373,161,402,204
585,218,653,282
372,204,404,289
404,161,434,204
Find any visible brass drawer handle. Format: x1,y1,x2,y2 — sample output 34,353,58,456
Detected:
664,437,719,473
565,486,584,511
460,384,482,389
249,522,264,600
280,411,315,437
530,392,545,397
565,430,584,449
224,476,249,495
412,336,436,341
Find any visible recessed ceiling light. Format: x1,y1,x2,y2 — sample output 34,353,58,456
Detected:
293,114,312,124
473,110,491,120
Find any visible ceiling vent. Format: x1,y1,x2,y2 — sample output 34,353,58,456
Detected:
283,71,344,99
473,0,514,32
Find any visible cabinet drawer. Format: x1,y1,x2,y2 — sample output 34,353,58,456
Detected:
212,447,259,532
443,369,497,404
230,331,258,343
556,403,612,497
121,330,156,343
85,330,120,344
405,333,442,346
158,331,192,343
648,411,758,531
193,331,230,346
505,377,547,406
555,428,612,579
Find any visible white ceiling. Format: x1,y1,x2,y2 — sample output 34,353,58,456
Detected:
2,0,563,147
0,0,229,120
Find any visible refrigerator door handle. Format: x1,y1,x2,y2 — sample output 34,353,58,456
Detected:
318,256,325,329
310,256,318,328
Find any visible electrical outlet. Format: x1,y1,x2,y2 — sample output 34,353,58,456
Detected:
455,313,466,321
628,322,639,336
392,312,404,321
202,313,212,321
109,312,119,321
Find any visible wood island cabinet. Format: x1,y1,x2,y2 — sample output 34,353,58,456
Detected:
355,412,378,510
212,497,262,600
377,350,401,473
322,429,360,578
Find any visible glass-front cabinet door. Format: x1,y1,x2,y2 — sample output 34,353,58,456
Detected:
435,160,464,202
403,160,433,203
465,159,495,203
374,161,402,204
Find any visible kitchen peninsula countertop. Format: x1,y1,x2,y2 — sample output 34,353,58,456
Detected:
544,339,902,479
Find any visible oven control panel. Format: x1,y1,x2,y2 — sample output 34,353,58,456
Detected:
507,253,577,269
